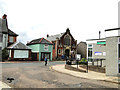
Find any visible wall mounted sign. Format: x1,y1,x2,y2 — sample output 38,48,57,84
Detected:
94,52,102,56
97,41,106,45
76,54,81,60
103,52,106,56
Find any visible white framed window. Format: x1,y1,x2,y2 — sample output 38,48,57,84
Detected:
9,36,13,42
44,44,48,51
118,38,120,44
64,34,71,46
88,44,93,48
88,48,92,57
58,49,61,54
14,50,29,58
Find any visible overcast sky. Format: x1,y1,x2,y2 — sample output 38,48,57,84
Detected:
0,0,119,44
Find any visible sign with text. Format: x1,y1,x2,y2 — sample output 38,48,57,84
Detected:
94,52,102,56
76,54,81,60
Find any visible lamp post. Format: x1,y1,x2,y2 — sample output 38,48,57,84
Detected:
4,35,6,47
86,59,88,73
76,59,79,69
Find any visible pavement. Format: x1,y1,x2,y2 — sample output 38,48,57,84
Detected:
0,62,119,88
0,81,11,89
51,64,120,84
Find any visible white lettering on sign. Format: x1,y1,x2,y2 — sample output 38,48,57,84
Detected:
103,52,106,56
94,52,102,56
76,54,81,60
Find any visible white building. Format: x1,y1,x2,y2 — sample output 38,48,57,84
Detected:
86,28,120,76
0,14,18,50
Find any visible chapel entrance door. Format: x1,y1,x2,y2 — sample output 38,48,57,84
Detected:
65,49,69,58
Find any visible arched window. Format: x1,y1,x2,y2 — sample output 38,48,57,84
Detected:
64,35,70,46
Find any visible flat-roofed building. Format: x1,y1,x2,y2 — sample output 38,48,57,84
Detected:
86,28,120,76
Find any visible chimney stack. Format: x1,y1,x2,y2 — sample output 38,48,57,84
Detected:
2,14,7,19
99,31,101,39
66,28,70,32
47,34,49,38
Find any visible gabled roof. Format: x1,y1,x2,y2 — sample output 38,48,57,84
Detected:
47,33,65,41
8,29,18,36
7,42,31,50
0,17,18,36
27,37,53,45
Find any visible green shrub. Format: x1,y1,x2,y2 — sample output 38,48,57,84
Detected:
2,48,9,61
79,58,87,65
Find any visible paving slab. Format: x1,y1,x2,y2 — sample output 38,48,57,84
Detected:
0,81,11,89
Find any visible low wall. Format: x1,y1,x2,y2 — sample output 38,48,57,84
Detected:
65,64,86,73
80,65,105,73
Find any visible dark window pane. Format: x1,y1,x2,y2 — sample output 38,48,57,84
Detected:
64,35,70,46
0,34,2,42
118,44,120,58
53,42,55,49
88,48,92,57
119,64,120,73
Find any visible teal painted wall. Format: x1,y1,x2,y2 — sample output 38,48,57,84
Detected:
39,44,53,61
28,44,52,61
28,44,39,52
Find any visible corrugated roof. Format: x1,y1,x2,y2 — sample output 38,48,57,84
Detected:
46,33,65,41
8,42,31,49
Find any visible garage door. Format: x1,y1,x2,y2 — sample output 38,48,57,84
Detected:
14,50,29,58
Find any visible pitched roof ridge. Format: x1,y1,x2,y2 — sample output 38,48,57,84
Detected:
30,38,42,42
8,29,18,36
49,32,65,37
7,41,18,48
43,37,53,44
39,37,44,43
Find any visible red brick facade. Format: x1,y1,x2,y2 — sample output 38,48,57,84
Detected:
8,36,17,46
49,28,77,60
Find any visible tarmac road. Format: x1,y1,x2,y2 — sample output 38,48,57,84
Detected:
1,61,119,88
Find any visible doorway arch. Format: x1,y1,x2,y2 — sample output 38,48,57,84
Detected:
65,49,70,58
